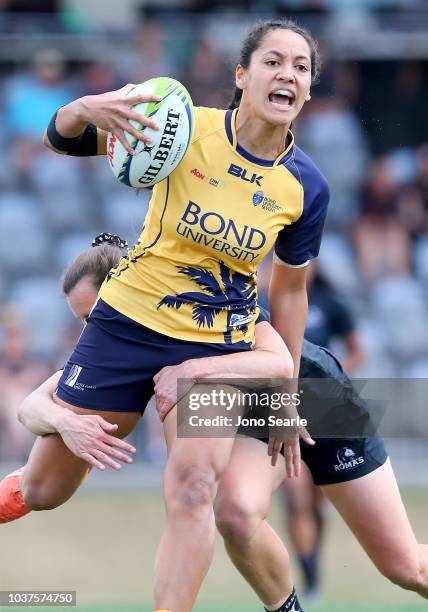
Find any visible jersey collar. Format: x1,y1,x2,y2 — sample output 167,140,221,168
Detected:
225,108,294,168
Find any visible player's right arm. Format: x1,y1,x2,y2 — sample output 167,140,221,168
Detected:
18,371,64,435
43,84,162,156
18,372,135,470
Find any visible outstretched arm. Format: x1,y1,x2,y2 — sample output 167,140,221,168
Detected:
18,372,135,470
18,371,64,435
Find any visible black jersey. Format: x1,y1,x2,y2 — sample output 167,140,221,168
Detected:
305,282,354,348
256,307,346,381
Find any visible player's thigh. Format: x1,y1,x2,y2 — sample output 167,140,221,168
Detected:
215,437,286,518
323,458,419,569
22,433,91,502
163,404,177,455
162,407,235,503
23,402,140,499
56,398,141,438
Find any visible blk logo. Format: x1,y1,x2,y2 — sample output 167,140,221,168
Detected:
228,163,263,187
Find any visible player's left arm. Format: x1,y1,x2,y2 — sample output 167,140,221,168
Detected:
153,321,293,422
269,262,308,379
267,263,314,470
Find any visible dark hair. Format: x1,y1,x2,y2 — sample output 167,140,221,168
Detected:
61,233,128,296
228,18,321,110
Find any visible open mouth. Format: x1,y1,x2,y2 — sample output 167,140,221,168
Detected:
268,89,295,109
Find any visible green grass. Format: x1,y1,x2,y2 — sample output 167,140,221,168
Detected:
2,488,428,612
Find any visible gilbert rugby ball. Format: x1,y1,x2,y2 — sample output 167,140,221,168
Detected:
107,77,194,188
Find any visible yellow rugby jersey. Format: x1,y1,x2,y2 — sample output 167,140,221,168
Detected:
99,107,329,345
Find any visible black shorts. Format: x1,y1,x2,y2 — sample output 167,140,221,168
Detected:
250,435,388,486
299,436,388,486
56,299,251,414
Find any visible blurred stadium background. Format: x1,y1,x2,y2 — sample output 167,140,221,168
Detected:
1,0,428,610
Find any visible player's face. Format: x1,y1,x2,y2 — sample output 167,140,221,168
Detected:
236,29,312,126
67,275,99,324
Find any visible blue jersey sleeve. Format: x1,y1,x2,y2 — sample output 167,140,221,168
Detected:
275,148,330,266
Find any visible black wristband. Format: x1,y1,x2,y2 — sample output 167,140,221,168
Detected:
47,111,98,156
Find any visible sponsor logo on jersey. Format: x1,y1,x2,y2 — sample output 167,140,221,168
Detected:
190,168,226,188
261,196,284,213
190,167,205,180
64,364,82,387
64,364,97,391
229,312,254,327
252,191,284,212
208,176,225,189
253,191,264,206
333,447,364,472
228,163,263,186
176,200,266,263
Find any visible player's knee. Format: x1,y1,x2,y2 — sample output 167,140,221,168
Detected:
379,557,425,592
285,495,310,516
167,465,217,513
215,497,265,545
22,481,65,511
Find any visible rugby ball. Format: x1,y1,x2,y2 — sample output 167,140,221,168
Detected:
106,77,194,188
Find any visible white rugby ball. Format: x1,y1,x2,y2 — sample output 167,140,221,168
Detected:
106,77,194,188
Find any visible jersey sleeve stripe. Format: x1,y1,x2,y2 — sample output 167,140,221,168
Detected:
273,253,309,268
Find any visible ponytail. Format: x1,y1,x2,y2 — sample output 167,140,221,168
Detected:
228,87,243,110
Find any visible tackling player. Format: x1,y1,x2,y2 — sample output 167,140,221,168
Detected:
282,263,365,602
0,234,137,522
155,310,428,605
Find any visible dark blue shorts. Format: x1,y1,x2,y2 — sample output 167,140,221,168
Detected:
56,299,251,413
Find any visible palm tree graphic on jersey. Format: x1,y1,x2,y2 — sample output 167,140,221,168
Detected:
157,260,257,344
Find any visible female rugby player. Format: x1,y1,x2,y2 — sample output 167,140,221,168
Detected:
5,295,428,609
0,226,305,610
41,17,328,612
154,313,428,605
283,264,365,601
0,234,138,523
2,239,427,608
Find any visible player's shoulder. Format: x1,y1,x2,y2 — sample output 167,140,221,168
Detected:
300,339,347,380
286,144,330,202
193,106,227,142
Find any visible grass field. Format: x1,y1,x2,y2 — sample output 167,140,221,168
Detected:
2,486,427,611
